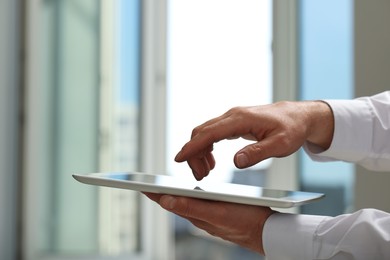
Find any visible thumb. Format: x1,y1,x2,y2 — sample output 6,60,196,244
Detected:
234,136,285,168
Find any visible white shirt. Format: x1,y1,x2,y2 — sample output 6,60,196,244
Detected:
263,91,390,260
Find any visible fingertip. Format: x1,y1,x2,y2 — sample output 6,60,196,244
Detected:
187,158,209,181
174,150,184,162
193,170,204,181
235,152,249,168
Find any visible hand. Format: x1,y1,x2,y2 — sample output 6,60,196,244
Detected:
175,101,334,180
144,193,276,255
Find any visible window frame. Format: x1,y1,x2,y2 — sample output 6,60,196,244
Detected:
0,0,23,259
267,0,299,197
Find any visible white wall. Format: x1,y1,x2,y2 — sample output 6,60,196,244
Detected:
354,0,390,212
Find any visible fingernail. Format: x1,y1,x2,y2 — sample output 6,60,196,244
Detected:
160,195,177,210
236,153,249,168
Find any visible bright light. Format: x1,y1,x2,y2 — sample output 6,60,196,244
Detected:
167,0,272,182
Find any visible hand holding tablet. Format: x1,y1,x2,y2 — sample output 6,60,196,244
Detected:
72,102,334,255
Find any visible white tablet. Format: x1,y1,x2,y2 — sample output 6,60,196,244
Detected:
73,172,324,208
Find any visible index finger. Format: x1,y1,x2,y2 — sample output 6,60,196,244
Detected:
175,114,247,162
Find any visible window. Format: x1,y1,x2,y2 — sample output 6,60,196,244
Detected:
24,1,170,259
167,1,273,259
20,1,296,259
299,0,354,216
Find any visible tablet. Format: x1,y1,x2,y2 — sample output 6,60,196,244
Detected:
72,172,324,208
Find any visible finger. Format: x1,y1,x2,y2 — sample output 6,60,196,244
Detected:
234,134,292,168
184,146,215,180
159,195,229,224
186,157,208,180
205,151,216,170
189,112,230,139
143,192,163,203
175,116,244,162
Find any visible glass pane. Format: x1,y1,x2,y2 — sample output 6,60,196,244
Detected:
36,0,141,257
167,0,272,259
299,0,354,216
98,0,141,254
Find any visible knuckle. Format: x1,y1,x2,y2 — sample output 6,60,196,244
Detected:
227,106,241,113
191,127,201,138
276,132,291,147
202,126,218,141
227,106,247,117
246,145,264,163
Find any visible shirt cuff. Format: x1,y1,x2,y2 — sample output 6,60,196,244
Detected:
263,213,328,260
304,98,373,163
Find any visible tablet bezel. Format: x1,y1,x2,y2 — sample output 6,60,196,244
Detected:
72,172,324,208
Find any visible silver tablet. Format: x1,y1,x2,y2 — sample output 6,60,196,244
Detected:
73,172,324,208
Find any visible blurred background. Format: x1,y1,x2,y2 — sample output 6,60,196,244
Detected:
1,0,390,259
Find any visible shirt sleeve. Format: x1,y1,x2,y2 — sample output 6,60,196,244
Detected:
262,213,328,259
304,91,390,171
263,209,390,260
263,92,390,259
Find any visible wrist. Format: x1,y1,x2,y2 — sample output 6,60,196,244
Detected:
258,209,278,255
304,101,334,150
